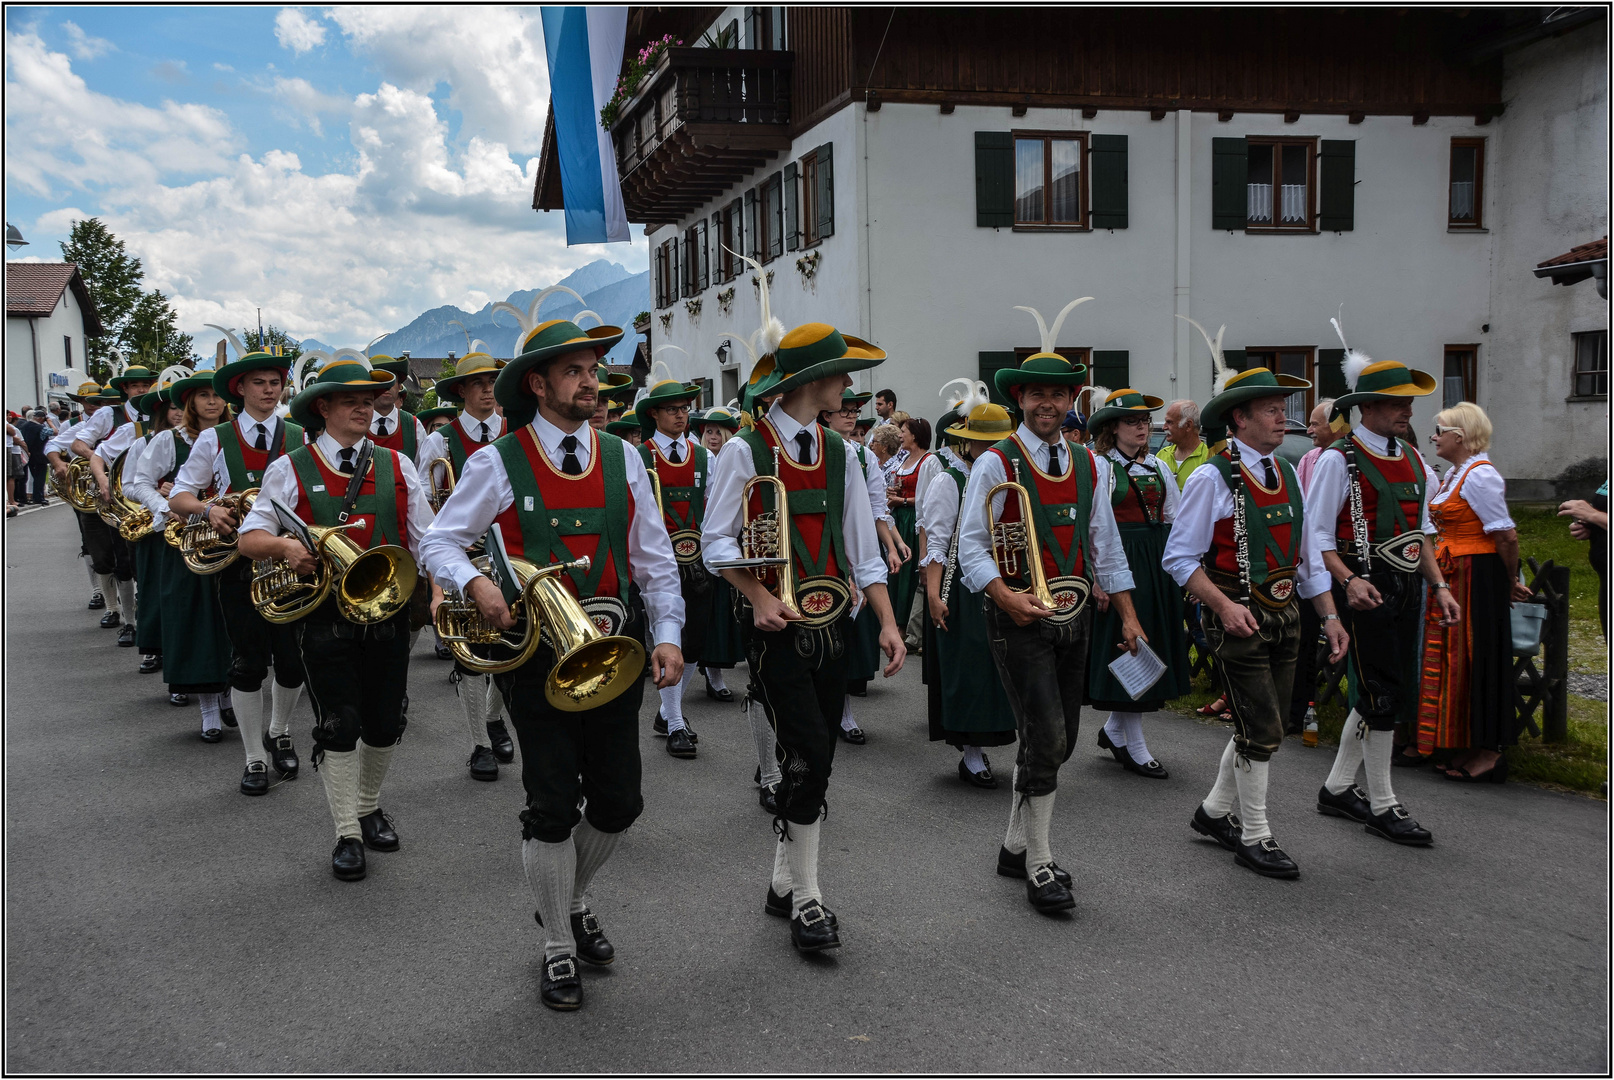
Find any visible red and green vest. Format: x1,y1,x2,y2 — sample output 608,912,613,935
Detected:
985,435,1095,584
1109,455,1168,526
736,419,848,585
896,451,932,501
443,415,499,476
217,416,304,490
1330,434,1427,543
639,437,709,537
370,410,418,460
491,425,634,600
287,445,407,551
1207,451,1304,584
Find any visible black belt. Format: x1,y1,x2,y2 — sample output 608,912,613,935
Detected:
1208,568,1298,610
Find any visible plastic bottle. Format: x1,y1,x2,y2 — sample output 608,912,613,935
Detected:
1302,702,1318,747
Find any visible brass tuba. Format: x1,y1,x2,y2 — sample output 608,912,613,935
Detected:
427,455,456,512
435,553,645,710
985,460,1059,613
180,489,258,575
249,505,417,625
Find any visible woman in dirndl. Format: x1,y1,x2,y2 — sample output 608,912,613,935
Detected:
127,385,185,681
887,417,933,650
692,405,744,701
1416,402,1531,783
1084,388,1190,779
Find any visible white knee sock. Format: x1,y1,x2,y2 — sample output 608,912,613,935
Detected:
784,821,822,915
199,692,223,733
749,697,780,788
1102,712,1126,746
97,573,119,613
233,687,268,765
269,681,301,738
770,835,794,895
457,673,489,749
570,818,622,914
318,748,361,840
116,578,137,623
523,837,578,960
1233,758,1272,843
354,740,396,818
840,695,858,732
1024,792,1058,871
705,666,728,693
1324,709,1367,795
1362,728,1398,813
85,556,100,594
962,745,986,773
1202,737,1240,817
658,662,696,733
1002,766,1027,854
1113,710,1153,765
485,676,505,723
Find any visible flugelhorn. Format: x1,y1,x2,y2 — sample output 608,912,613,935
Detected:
986,459,1059,612
180,488,258,575
707,445,841,622
250,497,418,624
427,455,456,512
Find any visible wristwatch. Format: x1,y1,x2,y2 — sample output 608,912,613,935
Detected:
1321,613,1341,622
1434,582,1451,590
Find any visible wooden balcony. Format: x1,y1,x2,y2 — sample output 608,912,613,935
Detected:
611,48,793,226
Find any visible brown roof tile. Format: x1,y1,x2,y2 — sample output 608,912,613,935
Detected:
1537,237,1607,269
6,262,78,316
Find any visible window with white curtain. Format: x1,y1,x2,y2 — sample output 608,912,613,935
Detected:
1246,140,1315,230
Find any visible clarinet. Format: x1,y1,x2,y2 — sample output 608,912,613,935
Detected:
939,513,960,609
1226,440,1253,607
1343,438,1372,576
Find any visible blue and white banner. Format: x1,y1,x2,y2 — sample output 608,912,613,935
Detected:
540,6,630,246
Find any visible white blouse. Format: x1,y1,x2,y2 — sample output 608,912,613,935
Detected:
1432,453,1515,534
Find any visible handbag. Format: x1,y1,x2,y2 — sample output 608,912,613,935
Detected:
1511,570,1547,657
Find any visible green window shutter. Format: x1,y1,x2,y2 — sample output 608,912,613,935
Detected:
745,188,758,259
1222,348,1248,373
975,132,1014,228
1091,350,1129,390
784,162,800,251
710,213,723,282
1319,140,1355,232
979,352,1019,407
729,198,743,266
1212,137,1247,231
1318,348,1348,401
1089,135,1128,229
814,143,834,239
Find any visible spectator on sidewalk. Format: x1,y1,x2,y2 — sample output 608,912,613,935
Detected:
1560,483,1609,639
1161,399,1210,489
20,409,52,505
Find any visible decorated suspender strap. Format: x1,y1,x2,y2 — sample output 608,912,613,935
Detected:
938,466,968,609
1342,439,1373,574
638,442,709,531
286,444,402,545
493,432,631,598
736,426,849,581
1224,441,1254,606
1109,453,1162,525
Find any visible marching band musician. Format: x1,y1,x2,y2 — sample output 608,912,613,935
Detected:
88,387,154,651
702,322,906,956
46,382,112,614
237,357,435,882
123,385,182,679
71,371,155,638
168,348,308,796
690,406,744,707
366,355,431,472
419,318,685,1012
955,301,1142,914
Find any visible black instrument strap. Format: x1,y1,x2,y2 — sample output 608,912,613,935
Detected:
335,442,374,524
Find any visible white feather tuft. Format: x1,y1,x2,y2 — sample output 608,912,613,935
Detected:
1177,314,1233,396
204,324,249,361
157,365,193,389
365,333,388,356
573,309,602,328
937,377,975,412
1329,310,1374,390
648,351,687,385
469,338,490,356
1014,298,1093,355
1077,383,1113,416
330,348,374,372
489,284,587,357
293,350,332,390
448,319,473,353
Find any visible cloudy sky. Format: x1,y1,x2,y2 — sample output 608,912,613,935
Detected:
4,6,646,354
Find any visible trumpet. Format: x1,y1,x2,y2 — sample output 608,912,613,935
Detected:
434,553,645,710
250,520,418,625
986,460,1061,613
180,488,258,575
427,455,456,512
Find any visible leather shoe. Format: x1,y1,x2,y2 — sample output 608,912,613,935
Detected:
239,760,270,796
1316,783,1371,824
958,758,998,788
837,725,866,745
571,910,614,966
1365,804,1433,846
1234,836,1300,878
790,900,841,952
765,887,838,926
468,745,499,781
995,846,1072,888
666,728,697,759
652,713,697,742
1123,758,1169,780
434,641,453,661
758,783,779,814
199,727,223,743
262,732,299,778
117,624,137,647
486,719,515,763
358,808,399,851
99,611,121,628
1190,805,1243,852
1025,864,1076,913
139,653,162,674
220,706,237,728
703,671,735,702
169,692,189,707
540,955,583,1011
88,592,106,610
331,836,366,881
1097,728,1134,765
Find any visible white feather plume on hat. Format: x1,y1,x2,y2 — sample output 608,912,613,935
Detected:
1013,297,1092,356
720,246,786,373
489,285,587,357
1177,315,1232,395
938,377,989,417
648,347,687,386
1330,308,1374,391
1075,383,1112,417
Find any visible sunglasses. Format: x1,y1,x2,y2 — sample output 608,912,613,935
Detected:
1431,424,1463,439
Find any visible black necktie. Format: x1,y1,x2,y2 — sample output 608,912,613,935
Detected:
478,421,490,444
1385,438,1398,458
1263,458,1278,488
377,418,389,437
794,431,813,465
338,448,356,474
1047,443,1063,477
668,441,682,464
254,423,267,452
560,435,582,476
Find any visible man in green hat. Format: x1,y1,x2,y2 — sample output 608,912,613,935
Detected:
46,382,111,612
366,355,429,471
70,365,157,460
703,321,907,956
419,317,686,1012
168,348,309,794
70,381,147,637
1306,338,1456,847
956,303,1144,914
1163,359,1350,880
237,356,436,882
417,351,517,780
589,366,634,431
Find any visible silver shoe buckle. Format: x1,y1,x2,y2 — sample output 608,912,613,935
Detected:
1029,865,1057,888
579,911,600,936
546,957,577,980
799,902,826,927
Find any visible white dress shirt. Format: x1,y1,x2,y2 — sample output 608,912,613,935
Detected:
1304,427,1439,577
648,428,696,463
1101,447,1181,524
1431,453,1515,533
71,400,140,449
237,433,435,563
117,434,159,514
918,456,971,569
370,406,431,472
173,411,283,499
128,429,196,520
419,415,684,647
418,410,504,489
47,416,92,458
853,441,892,527
1162,435,1329,600
92,418,142,465
956,424,1135,595
700,400,887,591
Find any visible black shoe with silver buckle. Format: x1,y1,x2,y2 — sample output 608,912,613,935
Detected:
1365,803,1433,846
540,955,583,1011
758,782,779,815
1025,864,1076,913
239,760,270,796
139,652,162,674
666,728,697,759
765,886,839,926
88,592,106,610
468,745,499,781
1123,758,1169,780
1233,836,1300,878
571,909,614,966
1190,806,1244,853
220,706,237,729
958,759,998,788
99,611,121,629
1316,783,1371,824
790,900,841,952
199,726,223,743
995,846,1073,887
262,732,299,778
486,719,514,763
838,725,866,745
358,808,399,851
169,692,190,708
703,670,735,702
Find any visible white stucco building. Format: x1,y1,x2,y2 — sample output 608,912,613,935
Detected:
5,262,104,410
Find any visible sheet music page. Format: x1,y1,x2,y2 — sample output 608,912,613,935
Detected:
1107,638,1168,701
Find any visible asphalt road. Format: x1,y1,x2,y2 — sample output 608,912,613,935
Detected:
5,504,1608,1072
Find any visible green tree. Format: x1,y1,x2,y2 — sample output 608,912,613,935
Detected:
420,356,459,409
241,325,304,363
59,218,144,377
121,289,194,371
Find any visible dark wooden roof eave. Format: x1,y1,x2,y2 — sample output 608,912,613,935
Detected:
532,102,565,213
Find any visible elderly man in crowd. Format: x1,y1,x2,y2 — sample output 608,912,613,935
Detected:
1161,399,1210,490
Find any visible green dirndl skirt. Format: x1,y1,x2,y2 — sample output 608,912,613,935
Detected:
1087,521,1191,712
155,542,230,693
890,503,921,631
846,600,883,682
701,574,745,668
134,533,164,654
929,565,1017,747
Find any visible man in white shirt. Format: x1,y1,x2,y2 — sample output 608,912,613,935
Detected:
49,385,111,610
366,356,429,472
69,377,152,635
703,322,905,957
420,319,683,1012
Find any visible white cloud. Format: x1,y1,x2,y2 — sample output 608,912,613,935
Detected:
272,76,347,136
62,20,113,60
274,8,326,54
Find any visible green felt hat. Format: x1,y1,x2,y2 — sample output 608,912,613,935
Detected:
1201,367,1311,429
842,389,873,408
368,354,411,378
694,405,742,431
134,387,171,416
1329,357,1437,429
289,358,395,431
1088,388,1165,429
416,404,459,426
604,418,642,439
93,383,128,403
434,352,506,403
109,365,159,394
494,319,625,428
213,348,294,407
637,378,702,436
170,373,224,407
66,380,104,403
993,353,1089,400
759,323,886,397
597,365,633,395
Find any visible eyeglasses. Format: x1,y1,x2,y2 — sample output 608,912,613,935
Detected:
835,407,862,417
657,404,692,414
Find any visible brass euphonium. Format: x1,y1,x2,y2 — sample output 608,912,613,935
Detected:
60,458,99,512
180,488,258,575
110,452,155,541
250,516,418,625
427,456,456,512
985,459,1060,613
